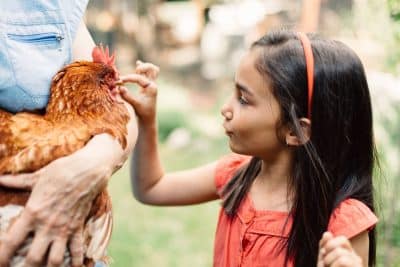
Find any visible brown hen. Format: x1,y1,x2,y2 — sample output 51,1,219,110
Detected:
0,46,130,266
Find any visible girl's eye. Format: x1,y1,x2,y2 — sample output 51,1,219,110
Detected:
234,87,249,105
237,95,248,105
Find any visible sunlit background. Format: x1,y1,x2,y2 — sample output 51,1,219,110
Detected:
84,0,400,266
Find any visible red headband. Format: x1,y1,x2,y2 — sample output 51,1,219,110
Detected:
297,32,314,120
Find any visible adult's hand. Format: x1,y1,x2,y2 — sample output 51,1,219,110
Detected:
0,102,137,267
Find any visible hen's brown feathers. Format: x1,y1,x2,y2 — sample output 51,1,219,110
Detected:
0,61,129,174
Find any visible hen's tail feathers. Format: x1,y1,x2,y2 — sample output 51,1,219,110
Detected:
84,190,113,263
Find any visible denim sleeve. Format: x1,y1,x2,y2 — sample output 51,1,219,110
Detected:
0,0,88,113
59,0,89,42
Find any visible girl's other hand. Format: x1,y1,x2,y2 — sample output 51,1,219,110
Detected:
317,232,362,267
118,61,160,125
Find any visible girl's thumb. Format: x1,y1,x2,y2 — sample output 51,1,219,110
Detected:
119,87,139,108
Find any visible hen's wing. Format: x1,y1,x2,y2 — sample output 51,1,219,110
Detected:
0,113,91,175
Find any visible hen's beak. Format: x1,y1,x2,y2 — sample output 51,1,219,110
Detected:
114,80,124,86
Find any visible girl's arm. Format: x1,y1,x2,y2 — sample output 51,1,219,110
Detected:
317,231,368,267
131,122,219,205
120,65,220,206
0,20,138,267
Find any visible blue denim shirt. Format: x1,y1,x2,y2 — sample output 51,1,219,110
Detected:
0,0,89,112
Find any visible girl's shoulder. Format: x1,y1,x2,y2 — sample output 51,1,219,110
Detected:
214,153,251,194
328,198,378,239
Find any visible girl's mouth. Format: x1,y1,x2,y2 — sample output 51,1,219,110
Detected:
223,123,233,137
225,131,233,137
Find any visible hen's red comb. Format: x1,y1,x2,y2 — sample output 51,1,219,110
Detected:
92,44,116,66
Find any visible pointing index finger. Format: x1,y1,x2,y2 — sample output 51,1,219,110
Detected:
119,74,152,88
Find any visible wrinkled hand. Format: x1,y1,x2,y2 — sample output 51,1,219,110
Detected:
317,232,362,267
118,60,159,124
0,140,115,267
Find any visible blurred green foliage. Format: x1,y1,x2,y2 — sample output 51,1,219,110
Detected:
387,0,400,73
157,109,188,142
389,0,400,20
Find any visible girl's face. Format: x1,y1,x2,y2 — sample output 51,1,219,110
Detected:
221,49,284,158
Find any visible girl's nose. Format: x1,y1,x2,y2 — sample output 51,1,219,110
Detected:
221,104,233,120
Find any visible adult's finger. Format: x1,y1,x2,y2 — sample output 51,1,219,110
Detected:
0,172,39,190
47,237,68,267
69,227,84,267
25,233,51,267
0,213,33,266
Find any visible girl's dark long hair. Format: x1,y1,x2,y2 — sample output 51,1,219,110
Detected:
222,30,376,267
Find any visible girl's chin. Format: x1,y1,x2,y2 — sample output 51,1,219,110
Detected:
228,141,268,157
227,137,251,155
228,141,245,154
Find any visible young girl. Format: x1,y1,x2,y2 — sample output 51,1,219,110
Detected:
119,30,378,267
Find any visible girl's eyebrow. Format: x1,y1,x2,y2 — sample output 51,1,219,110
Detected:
235,82,253,96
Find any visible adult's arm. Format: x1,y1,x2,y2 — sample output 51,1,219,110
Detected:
0,20,138,267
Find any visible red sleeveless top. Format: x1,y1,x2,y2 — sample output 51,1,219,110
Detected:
213,154,378,267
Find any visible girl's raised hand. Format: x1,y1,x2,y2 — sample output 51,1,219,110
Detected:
134,60,160,80
317,232,363,267
118,61,160,124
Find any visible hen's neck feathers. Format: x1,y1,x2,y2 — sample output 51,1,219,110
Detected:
45,61,114,122
43,61,129,149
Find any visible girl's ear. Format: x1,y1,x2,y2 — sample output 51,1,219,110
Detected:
285,118,311,146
